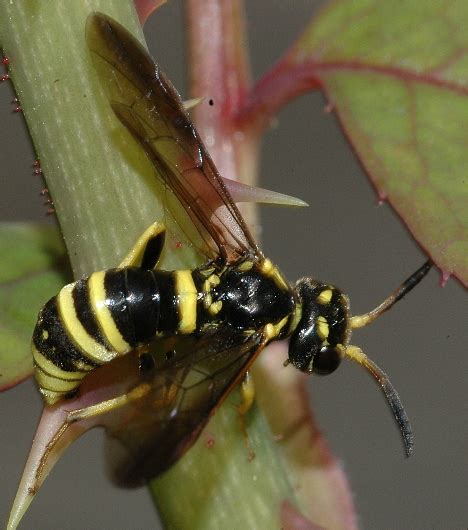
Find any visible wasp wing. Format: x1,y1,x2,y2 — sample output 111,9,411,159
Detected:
104,327,265,487
86,13,259,263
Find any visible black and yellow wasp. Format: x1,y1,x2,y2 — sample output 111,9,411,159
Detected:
31,13,430,484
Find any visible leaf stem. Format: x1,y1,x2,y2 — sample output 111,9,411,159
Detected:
235,55,322,133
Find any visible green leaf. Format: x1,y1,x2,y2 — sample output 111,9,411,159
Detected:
295,0,468,285
245,0,468,285
0,223,69,391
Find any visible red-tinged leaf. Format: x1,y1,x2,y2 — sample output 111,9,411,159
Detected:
0,223,69,392
254,343,358,530
133,0,166,25
240,0,468,285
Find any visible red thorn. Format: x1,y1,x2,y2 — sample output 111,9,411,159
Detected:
40,188,48,196
175,241,183,249
377,192,388,205
324,102,334,113
2,56,9,65
440,270,450,287
1,74,9,81
33,168,42,175
46,208,55,215
13,106,22,113
205,435,215,449
134,0,166,25
33,159,41,167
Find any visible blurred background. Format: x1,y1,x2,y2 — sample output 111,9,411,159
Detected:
1,2,466,529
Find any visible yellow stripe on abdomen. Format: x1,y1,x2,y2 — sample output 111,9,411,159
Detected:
33,344,90,381
174,270,197,334
57,283,118,364
88,271,130,354
32,344,87,404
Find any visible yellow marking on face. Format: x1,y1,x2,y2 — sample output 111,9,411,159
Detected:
89,271,130,354
32,344,90,381
316,315,329,340
42,329,49,340
317,288,333,305
208,300,222,316
57,283,117,364
237,260,253,272
175,270,198,333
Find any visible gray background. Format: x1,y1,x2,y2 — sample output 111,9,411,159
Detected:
1,2,466,529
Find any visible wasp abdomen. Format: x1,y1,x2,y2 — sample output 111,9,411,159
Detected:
102,268,160,346
33,267,161,404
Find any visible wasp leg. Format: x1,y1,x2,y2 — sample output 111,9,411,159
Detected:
118,221,166,270
238,371,255,415
66,383,151,423
236,371,256,461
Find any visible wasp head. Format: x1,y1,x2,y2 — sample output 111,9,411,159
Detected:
289,278,351,375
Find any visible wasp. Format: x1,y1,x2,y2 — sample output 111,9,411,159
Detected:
31,13,431,485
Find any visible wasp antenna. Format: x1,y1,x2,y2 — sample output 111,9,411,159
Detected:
345,345,414,457
350,260,432,329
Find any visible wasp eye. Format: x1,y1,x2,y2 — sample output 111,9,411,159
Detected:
312,346,342,375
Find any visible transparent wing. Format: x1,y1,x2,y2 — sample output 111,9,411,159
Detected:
86,12,259,263
104,327,266,487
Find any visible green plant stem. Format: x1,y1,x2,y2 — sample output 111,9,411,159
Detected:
1,1,299,528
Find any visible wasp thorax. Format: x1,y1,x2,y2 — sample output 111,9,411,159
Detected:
289,278,350,375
